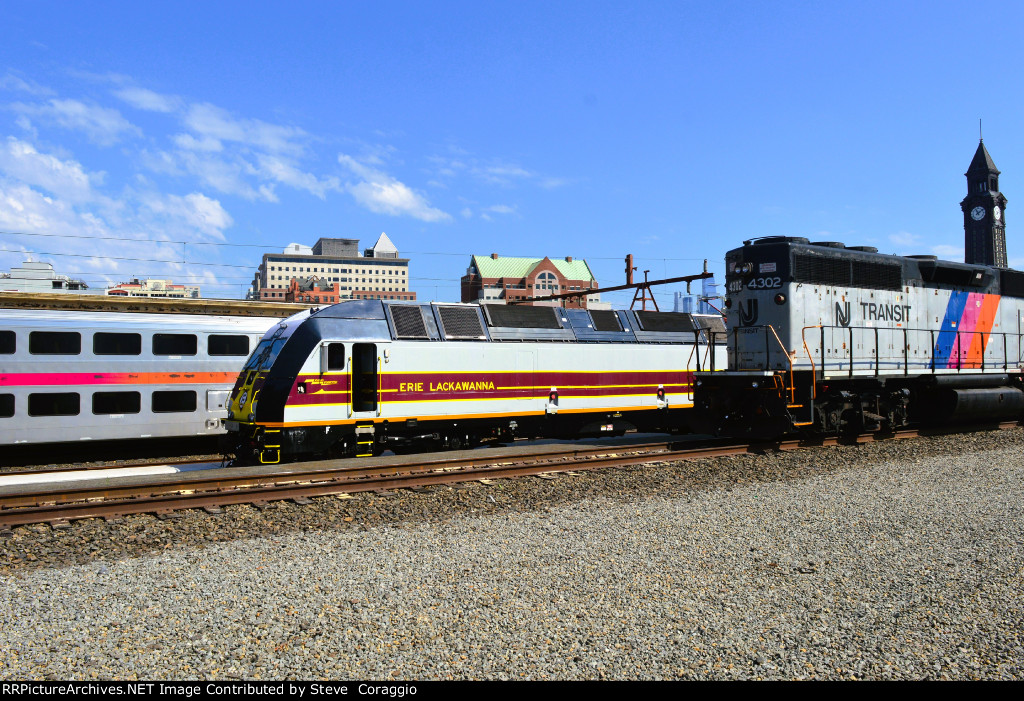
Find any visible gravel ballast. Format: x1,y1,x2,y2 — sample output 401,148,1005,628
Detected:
1,429,1022,680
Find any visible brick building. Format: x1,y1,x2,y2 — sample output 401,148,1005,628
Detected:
461,254,600,308
284,276,342,304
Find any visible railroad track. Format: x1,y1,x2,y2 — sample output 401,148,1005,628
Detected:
1,422,1018,533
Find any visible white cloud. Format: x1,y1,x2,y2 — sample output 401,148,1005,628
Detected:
173,133,223,152
480,204,517,221
0,137,101,203
141,192,233,239
888,231,921,248
12,98,139,146
339,154,450,222
931,244,963,260
113,86,182,113
429,151,567,190
0,73,53,96
184,103,306,156
255,154,340,200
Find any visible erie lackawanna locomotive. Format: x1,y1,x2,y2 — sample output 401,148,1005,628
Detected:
224,300,725,463
693,237,1024,438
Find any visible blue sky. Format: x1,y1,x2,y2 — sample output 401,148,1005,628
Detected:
2,1,1023,305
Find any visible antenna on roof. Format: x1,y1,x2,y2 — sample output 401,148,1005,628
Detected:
980,118,983,142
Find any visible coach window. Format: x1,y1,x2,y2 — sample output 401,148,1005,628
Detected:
208,334,250,356
0,330,14,354
0,394,13,418
94,332,142,355
153,333,197,356
29,331,81,355
152,390,197,413
28,392,80,416
93,391,141,415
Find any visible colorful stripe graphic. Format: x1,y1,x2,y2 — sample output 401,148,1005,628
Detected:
932,292,1001,369
283,370,694,406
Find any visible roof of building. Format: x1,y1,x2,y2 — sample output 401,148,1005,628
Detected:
967,140,1000,176
372,232,398,256
470,255,596,281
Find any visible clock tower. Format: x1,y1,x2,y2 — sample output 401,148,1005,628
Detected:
961,139,1008,267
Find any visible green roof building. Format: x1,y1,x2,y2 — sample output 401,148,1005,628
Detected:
461,253,600,308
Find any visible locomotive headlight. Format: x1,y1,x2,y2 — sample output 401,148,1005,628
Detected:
774,293,786,305
751,381,760,388
724,298,733,309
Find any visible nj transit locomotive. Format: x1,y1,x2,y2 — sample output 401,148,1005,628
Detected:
0,294,304,452
224,300,725,463
693,237,1024,438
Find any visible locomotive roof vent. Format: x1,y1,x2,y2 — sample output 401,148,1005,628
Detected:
907,255,938,260
745,236,809,246
635,311,699,333
847,246,879,253
388,304,429,339
483,304,562,330
811,241,845,248
435,305,488,340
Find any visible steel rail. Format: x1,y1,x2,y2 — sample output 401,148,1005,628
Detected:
1,422,1018,530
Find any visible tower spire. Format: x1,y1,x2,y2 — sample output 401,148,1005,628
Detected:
961,138,1007,267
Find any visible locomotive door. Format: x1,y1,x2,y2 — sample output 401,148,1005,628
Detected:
351,342,386,417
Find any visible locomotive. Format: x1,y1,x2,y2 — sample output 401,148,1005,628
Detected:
223,300,726,463
692,237,1024,438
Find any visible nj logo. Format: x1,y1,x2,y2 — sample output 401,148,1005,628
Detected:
835,301,851,327
739,299,759,326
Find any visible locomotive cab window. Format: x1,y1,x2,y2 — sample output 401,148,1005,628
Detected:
208,334,249,356
153,333,197,356
351,343,378,413
29,331,81,355
94,332,142,355
0,330,14,354
322,343,346,372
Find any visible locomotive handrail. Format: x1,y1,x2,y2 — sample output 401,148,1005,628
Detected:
801,325,1024,375
800,326,821,401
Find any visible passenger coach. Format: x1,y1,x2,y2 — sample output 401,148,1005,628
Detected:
0,294,303,451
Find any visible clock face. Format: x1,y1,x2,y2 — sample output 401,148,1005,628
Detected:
971,206,986,221
994,206,1002,221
